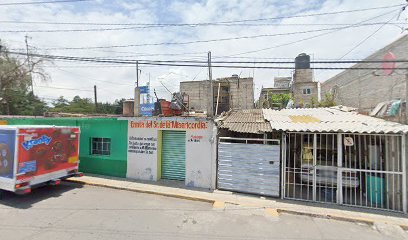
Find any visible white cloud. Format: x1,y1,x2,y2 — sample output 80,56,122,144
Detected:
0,0,406,103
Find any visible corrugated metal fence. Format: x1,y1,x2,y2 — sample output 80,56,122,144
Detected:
217,137,280,197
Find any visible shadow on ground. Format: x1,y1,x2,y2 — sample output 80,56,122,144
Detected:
0,182,83,209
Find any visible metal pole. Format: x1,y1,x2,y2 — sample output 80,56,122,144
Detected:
208,51,213,117
402,134,407,213
134,61,140,116
405,72,408,124
337,133,343,204
25,35,34,94
94,85,98,113
215,82,221,116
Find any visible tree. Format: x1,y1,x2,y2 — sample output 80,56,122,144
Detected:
48,96,125,115
0,43,49,115
268,93,292,109
52,96,69,109
320,93,336,107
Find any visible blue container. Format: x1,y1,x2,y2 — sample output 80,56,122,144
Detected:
366,175,385,206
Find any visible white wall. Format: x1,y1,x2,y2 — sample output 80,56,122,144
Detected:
126,117,215,189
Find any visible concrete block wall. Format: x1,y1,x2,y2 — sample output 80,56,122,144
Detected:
180,81,210,112
292,82,319,106
294,69,313,83
228,78,254,110
321,35,408,113
180,77,254,113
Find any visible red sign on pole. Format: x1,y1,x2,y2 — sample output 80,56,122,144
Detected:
382,52,396,75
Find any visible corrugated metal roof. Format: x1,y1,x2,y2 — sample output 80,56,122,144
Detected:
263,107,408,134
218,109,272,133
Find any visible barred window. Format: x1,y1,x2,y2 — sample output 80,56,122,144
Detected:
91,138,111,155
302,88,311,95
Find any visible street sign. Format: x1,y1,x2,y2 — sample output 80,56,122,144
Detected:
139,86,149,94
382,52,396,75
140,103,154,116
344,137,354,146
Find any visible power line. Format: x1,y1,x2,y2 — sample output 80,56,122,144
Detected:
0,22,405,33
36,85,93,92
0,0,91,6
36,24,397,50
338,11,402,59
222,7,401,57
5,50,408,70
0,4,402,24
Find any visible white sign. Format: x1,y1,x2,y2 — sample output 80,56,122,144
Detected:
344,137,354,146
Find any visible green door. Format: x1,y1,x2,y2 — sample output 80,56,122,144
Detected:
161,130,186,181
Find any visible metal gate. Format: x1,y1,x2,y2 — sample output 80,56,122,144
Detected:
283,133,407,212
161,130,186,181
217,137,280,197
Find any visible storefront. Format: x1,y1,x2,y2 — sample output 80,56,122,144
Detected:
125,117,217,189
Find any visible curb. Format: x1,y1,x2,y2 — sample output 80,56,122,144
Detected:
64,179,407,228
276,209,374,225
64,179,215,204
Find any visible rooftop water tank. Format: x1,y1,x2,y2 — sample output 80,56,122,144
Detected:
295,53,310,69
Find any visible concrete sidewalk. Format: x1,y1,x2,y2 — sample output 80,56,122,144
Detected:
66,174,408,228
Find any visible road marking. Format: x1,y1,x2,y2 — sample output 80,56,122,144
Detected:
265,208,280,217
213,201,225,209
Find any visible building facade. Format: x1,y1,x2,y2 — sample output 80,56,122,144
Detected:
1,116,217,189
321,34,408,114
291,54,319,107
2,117,128,177
258,77,291,108
125,117,216,189
180,75,254,115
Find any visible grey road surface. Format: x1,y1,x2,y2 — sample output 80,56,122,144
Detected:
0,183,406,240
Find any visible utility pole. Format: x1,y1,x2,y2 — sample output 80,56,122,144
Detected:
208,51,213,117
134,61,140,116
25,35,34,94
406,72,408,124
94,85,98,113
147,73,151,104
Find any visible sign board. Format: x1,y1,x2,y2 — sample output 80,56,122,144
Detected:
382,52,396,75
140,103,154,116
344,137,354,146
139,86,149,94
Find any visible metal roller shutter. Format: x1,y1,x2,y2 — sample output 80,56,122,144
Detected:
161,131,186,181
218,142,280,197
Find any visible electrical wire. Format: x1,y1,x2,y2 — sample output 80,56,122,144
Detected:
0,0,91,6
222,7,401,57
0,4,402,24
36,24,399,50
5,50,408,70
0,22,405,33
338,12,402,59
36,85,93,92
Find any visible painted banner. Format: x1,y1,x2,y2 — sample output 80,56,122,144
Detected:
17,127,80,181
0,129,16,179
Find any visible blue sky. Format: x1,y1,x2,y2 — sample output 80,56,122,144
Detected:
0,0,406,102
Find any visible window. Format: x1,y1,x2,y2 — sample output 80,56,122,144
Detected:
91,138,111,155
302,88,311,95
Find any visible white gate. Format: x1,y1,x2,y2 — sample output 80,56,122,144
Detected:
283,133,407,212
217,137,280,197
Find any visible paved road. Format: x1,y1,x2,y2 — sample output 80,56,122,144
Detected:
0,183,406,240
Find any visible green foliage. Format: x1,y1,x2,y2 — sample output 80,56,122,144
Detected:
267,93,292,109
49,96,125,114
319,93,336,107
310,96,318,108
0,43,49,116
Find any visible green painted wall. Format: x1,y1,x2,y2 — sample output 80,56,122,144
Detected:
2,117,128,178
